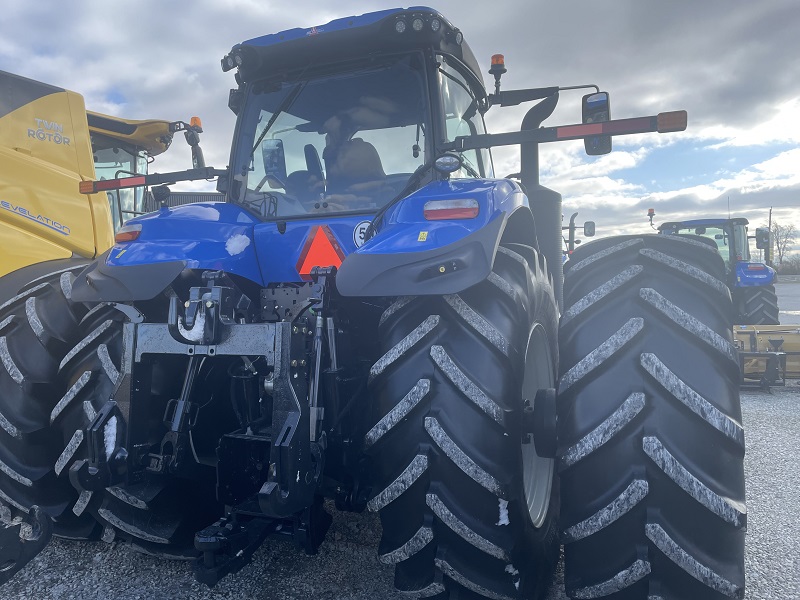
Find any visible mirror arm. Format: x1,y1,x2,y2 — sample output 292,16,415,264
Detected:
488,87,559,107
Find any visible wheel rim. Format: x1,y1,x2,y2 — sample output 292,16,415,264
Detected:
521,323,555,528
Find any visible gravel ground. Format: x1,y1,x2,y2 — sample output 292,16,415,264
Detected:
4,384,798,599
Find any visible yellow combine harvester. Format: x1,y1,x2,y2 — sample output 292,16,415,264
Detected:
0,69,203,291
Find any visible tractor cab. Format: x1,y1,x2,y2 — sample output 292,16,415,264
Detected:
658,217,776,288
221,10,490,220
659,218,749,267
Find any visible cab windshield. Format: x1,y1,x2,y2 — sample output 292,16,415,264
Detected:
671,223,750,266
437,54,492,178
233,54,428,219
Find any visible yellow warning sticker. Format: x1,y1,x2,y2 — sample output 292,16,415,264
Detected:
115,249,127,259
418,231,428,242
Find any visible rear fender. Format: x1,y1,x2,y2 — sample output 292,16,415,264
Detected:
71,202,263,303
336,178,531,296
734,261,776,287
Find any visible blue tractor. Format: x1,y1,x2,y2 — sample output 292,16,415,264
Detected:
658,218,778,324
0,8,745,599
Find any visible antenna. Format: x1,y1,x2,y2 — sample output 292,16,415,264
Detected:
727,196,730,219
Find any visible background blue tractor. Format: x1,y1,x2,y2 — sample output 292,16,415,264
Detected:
658,217,778,324
0,8,745,599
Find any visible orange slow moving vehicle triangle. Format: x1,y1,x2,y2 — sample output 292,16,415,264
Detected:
295,225,346,280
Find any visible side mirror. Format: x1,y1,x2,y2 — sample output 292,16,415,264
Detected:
261,139,287,188
583,221,596,237
755,227,770,250
582,92,611,155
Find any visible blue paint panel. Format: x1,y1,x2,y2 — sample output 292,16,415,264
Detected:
108,177,526,288
734,261,776,288
359,179,524,255
253,215,369,284
253,178,524,284
106,202,265,286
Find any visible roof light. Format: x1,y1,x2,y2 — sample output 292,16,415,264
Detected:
424,199,480,220
190,116,202,129
454,30,463,44
115,223,142,243
395,20,406,33
430,18,441,32
489,54,507,78
412,18,424,31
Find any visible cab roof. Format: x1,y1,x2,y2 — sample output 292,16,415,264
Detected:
660,217,749,230
87,111,173,156
224,7,483,92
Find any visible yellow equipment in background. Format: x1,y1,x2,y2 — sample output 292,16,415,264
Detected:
734,324,800,388
0,69,202,281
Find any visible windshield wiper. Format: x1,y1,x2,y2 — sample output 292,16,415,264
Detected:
249,82,306,159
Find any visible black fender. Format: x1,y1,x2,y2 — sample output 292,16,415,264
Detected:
71,249,186,303
335,213,507,297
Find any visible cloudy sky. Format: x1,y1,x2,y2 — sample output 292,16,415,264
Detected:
3,1,798,243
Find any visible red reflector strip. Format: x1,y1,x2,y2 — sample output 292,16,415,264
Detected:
94,176,147,192
424,207,480,220
556,123,603,138
747,265,766,270
423,199,480,220
602,116,653,134
556,116,659,140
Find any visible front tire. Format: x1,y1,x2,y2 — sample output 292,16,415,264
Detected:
367,244,560,599
558,235,745,599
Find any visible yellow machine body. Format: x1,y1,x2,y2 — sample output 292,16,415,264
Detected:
734,325,800,382
0,70,175,278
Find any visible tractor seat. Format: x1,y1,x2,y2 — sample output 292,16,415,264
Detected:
323,138,386,202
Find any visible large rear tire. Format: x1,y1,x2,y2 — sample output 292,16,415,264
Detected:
0,265,100,538
736,284,779,325
558,235,745,599
367,244,560,599
57,304,221,556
